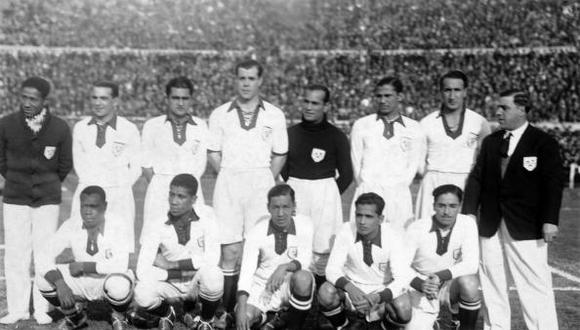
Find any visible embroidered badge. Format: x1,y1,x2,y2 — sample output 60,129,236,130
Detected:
466,132,479,148
399,136,412,152
287,246,298,259
378,262,389,273
311,148,326,162
379,262,392,282
191,139,201,155
112,141,126,157
453,248,462,261
44,146,56,160
197,236,205,248
523,156,537,171
105,249,113,259
261,126,273,141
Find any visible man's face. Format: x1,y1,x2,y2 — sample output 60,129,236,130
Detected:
301,89,327,123
236,66,262,101
496,95,525,130
90,87,116,120
20,87,45,117
355,204,383,236
168,185,196,217
268,194,295,229
375,84,401,117
168,87,193,118
80,193,107,229
441,78,466,111
433,192,461,229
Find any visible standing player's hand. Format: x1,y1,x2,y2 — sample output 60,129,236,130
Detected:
542,223,558,243
345,283,371,314
55,280,76,310
266,265,287,292
235,303,250,330
69,262,84,277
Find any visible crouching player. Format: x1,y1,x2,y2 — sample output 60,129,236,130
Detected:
37,186,134,330
405,185,480,330
318,193,412,330
235,184,314,330
134,174,223,330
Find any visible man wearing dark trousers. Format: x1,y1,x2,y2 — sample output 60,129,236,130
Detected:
463,89,563,330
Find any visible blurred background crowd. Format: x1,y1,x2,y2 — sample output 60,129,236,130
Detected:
0,0,578,169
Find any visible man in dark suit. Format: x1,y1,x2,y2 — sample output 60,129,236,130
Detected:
463,89,562,330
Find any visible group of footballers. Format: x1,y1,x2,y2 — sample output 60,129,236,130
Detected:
0,59,537,330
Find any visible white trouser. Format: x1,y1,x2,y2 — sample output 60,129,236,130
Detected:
140,174,204,243
415,170,468,220
479,220,558,330
350,181,413,230
3,203,59,316
71,183,135,252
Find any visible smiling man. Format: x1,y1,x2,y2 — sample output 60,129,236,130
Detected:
207,59,288,316
350,77,424,229
281,84,352,287
406,184,480,330
463,90,563,330
71,81,141,252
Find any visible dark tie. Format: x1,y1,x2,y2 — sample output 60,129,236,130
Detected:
86,233,99,256
171,122,187,146
362,240,373,266
499,132,511,158
274,232,288,255
96,123,106,148
382,118,394,139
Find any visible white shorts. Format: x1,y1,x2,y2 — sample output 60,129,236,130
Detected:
141,173,205,243
246,272,315,313
287,177,343,254
405,280,454,330
341,283,388,322
72,183,136,252
350,182,413,230
213,168,274,244
415,171,468,221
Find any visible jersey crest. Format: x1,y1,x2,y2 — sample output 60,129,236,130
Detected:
261,126,272,141
105,249,113,259
44,146,56,159
466,132,479,148
453,248,462,261
197,236,205,248
112,141,126,157
523,156,537,171
190,139,201,155
311,148,326,162
399,137,411,152
287,246,298,259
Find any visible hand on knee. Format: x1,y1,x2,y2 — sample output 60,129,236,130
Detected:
385,294,412,326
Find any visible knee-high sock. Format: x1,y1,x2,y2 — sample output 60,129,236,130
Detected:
39,289,60,307
149,301,172,318
200,297,221,321
285,292,312,329
321,305,348,328
314,275,327,289
222,269,239,313
458,298,481,330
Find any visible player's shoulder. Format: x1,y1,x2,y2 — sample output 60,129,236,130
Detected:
419,110,440,123
191,115,208,128
210,101,234,116
464,108,487,121
74,116,92,127
351,114,376,130
143,114,166,126
57,217,82,234
116,115,139,129
196,204,217,223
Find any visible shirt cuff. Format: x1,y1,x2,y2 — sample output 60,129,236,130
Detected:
289,260,301,271
45,269,64,284
335,276,351,290
178,259,196,271
82,262,97,274
379,288,393,303
167,269,182,280
237,290,250,299
435,269,452,282
410,277,424,292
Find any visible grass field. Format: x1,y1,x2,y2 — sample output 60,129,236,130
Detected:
0,172,578,329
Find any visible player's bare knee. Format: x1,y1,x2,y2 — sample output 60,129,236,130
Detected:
457,274,480,302
103,273,133,307
290,270,313,297
317,282,340,310
390,294,412,323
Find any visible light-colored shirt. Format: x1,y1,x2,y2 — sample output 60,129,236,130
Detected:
207,100,288,169
73,116,141,187
505,121,529,157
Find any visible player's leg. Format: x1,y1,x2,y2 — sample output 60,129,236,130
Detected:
448,274,481,330
31,204,60,324
1,204,33,324
382,293,412,330
103,273,134,330
404,290,439,330
317,281,349,328
134,281,180,329
263,270,314,330
184,265,225,328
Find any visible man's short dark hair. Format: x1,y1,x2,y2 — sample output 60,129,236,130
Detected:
267,184,295,204
80,185,107,203
93,81,119,98
355,192,385,215
500,89,530,112
22,76,51,99
305,84,330,103
165,76,194,97
439,70,468,90
235,59,263,77
170,174,198,196
432,184,463,203
376,76,403,94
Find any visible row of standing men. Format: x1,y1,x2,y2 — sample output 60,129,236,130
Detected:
0,60,563,330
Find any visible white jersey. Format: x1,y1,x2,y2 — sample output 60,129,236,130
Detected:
406,214,479,279
141,114,207,179
238,215,313,295
420,109,490,174
38,213,131,277
207,99,288,169
326,222,410,297
72,115,141,187
136,205,220,282
351,114,425,187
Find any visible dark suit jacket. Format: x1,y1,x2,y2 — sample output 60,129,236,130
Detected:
462,124,563,240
